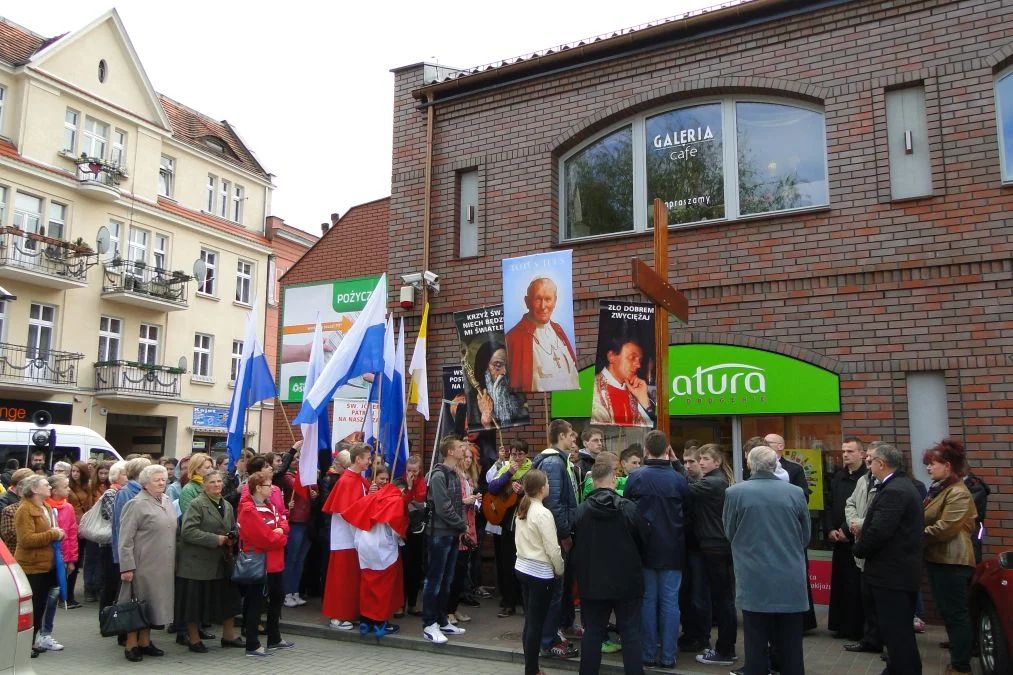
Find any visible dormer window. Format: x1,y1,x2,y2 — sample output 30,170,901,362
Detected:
203,136,227,152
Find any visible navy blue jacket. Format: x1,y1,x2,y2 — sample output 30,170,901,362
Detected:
624,458,691,570
531,448,578,539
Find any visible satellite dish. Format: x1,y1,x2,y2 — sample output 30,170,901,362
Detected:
95,226,111,255
192,259,207,284
177,356,188,373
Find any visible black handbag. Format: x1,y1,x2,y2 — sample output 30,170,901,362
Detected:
99,583,150,637
231,547,266,585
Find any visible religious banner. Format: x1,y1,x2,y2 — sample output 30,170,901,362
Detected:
501,250,579,392
330,398,378,447
784,448,825,510
437,365,467,440
454,305,530,430
590,300,656,427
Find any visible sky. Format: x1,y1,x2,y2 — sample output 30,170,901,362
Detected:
8,0,721,235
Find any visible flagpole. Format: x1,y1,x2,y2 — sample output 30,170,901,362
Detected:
391,416,407,478
277,396,298,444
426,402,446,481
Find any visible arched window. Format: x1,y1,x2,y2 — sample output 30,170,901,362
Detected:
997,66,1013,183
560,97,829,240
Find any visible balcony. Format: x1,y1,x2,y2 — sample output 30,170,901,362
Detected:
0,342,83,391
74,157,125,202
102,260,190,311
94,361,183,400
0,227,95,289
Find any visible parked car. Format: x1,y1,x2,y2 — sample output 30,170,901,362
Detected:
970,549,1012,675
0,538,35,674
0,421,123,470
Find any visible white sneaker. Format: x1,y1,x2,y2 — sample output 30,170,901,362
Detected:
283,594,298,608
292,594,308,607
423,622,448,644
440,623,466,635
328,619,354,630
37,634,64,651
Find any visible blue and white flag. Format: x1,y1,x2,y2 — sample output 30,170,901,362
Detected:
228,305,278,468
293,274,387,425
381,318,408,478
298,316,331,486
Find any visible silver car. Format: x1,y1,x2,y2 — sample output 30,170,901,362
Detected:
0,538,35,674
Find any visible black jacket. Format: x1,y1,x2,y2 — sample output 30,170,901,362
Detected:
688,468,731,551
624,459,690,569
852,471,924,592
427,464,466,537
781,457,810,498
572,488,649,600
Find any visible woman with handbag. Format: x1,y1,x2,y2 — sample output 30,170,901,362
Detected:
176,470,243,652
82,461,111,603
117,464,176,663
236,472,291,657
65,461,92,608
13,474,65,658
98,460,127,614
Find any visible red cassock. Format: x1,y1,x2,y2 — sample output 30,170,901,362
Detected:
343,484,410,622
321,470,369,621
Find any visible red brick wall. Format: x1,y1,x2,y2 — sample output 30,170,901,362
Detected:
382,0,1013,553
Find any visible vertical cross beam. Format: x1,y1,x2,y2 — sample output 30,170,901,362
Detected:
653,198,670,440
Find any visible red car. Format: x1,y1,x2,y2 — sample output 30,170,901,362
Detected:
970,550,1012,675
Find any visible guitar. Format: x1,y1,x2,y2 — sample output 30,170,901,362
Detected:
482,488,519,525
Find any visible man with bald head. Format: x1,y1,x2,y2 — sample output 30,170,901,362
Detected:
762,434,809,498
505,277,578,392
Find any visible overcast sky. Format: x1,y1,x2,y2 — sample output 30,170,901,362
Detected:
9,0,719,234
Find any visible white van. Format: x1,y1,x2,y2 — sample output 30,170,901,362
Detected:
0,422,123,470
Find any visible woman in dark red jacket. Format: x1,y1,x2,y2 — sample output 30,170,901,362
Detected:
237,473,291,656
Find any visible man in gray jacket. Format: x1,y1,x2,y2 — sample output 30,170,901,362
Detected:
843,441,883,654
723,446,809,675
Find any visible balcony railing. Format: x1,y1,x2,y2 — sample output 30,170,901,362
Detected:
94,360,183,398
0,226,95,284
0,341,83,387
102,260,190,308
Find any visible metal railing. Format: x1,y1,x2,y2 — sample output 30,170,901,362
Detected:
0,341,83,386
0,227,94,281
94,360,183,398
102,260,190,305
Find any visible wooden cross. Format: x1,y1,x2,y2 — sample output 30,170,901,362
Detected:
631,198,690,439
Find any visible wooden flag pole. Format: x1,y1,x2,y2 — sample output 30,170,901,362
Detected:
391,416,407,478
277,397,298,445
653,198,670,440
543,392,551,446
426,402,446,481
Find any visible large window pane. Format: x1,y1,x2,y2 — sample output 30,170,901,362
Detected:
736,102,828,216
646,104,725,226
998,72,1013,182
564,125,633,238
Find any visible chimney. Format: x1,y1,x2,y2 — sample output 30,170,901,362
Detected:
330,213,340,226
320,222,330,234
265,215,284,241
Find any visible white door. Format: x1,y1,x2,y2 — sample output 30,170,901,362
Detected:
26,303,55,382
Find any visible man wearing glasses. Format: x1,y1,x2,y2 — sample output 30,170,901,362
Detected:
852,443,924,675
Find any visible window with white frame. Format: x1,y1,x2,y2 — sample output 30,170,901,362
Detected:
235,260,253,305
198,248,217,295
998,66,1013,183
560,97,829,240
232,184,244,223
0,185,8,227
106,220,122,262
82,116,109,159
98,316,122,361
127,226,149,276
158,155,175,197
63,109,79,154
0,86,6,135
13,193,42,254
138,323,159,365
110,128,127,167
47,202,67,240
193,333,213,379
219,179,230,219
206,175,216,213
230,339,243,383
153,234,168,271
27,303,55,360
0,299,6,342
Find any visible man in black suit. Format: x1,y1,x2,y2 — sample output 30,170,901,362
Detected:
852,443,924,675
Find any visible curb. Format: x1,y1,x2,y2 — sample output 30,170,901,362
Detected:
280,619,701,674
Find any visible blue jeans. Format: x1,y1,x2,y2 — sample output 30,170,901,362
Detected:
42,585,60,635
283,522,311,595
422,534,459,627
642,568,682,665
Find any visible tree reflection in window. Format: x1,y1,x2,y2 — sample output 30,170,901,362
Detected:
736,102,828,216
998,71,1013,182
646,104,725,226
564,125,633,238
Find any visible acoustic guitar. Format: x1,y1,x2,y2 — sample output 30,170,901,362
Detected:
482,488,519,525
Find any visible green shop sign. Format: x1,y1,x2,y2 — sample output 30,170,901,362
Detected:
552,344,840,418
332,275,381,312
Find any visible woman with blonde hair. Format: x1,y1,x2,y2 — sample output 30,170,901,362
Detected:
513,469,564,675
446,445,480,624
14,474,65,658
178,452,213,515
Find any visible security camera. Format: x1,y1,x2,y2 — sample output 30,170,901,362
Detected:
423,270,439,285
401,272,422,286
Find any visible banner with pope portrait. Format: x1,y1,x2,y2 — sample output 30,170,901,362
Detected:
591,300,656,427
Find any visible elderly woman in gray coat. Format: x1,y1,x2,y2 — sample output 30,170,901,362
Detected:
118,463,176,663
176,470,243,652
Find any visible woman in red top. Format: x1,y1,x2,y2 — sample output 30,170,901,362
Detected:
237,472,291,656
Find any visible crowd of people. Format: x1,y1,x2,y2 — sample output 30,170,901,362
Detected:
0,423,993,674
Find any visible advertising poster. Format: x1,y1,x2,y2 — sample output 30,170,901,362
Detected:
502,250,578,392
454,305,529,430
784,448,825,510
330,398,379,447
808,558,832,605
590,300,656,427
280,275,381,403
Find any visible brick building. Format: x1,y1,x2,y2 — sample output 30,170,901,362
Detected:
280,0,1012,558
